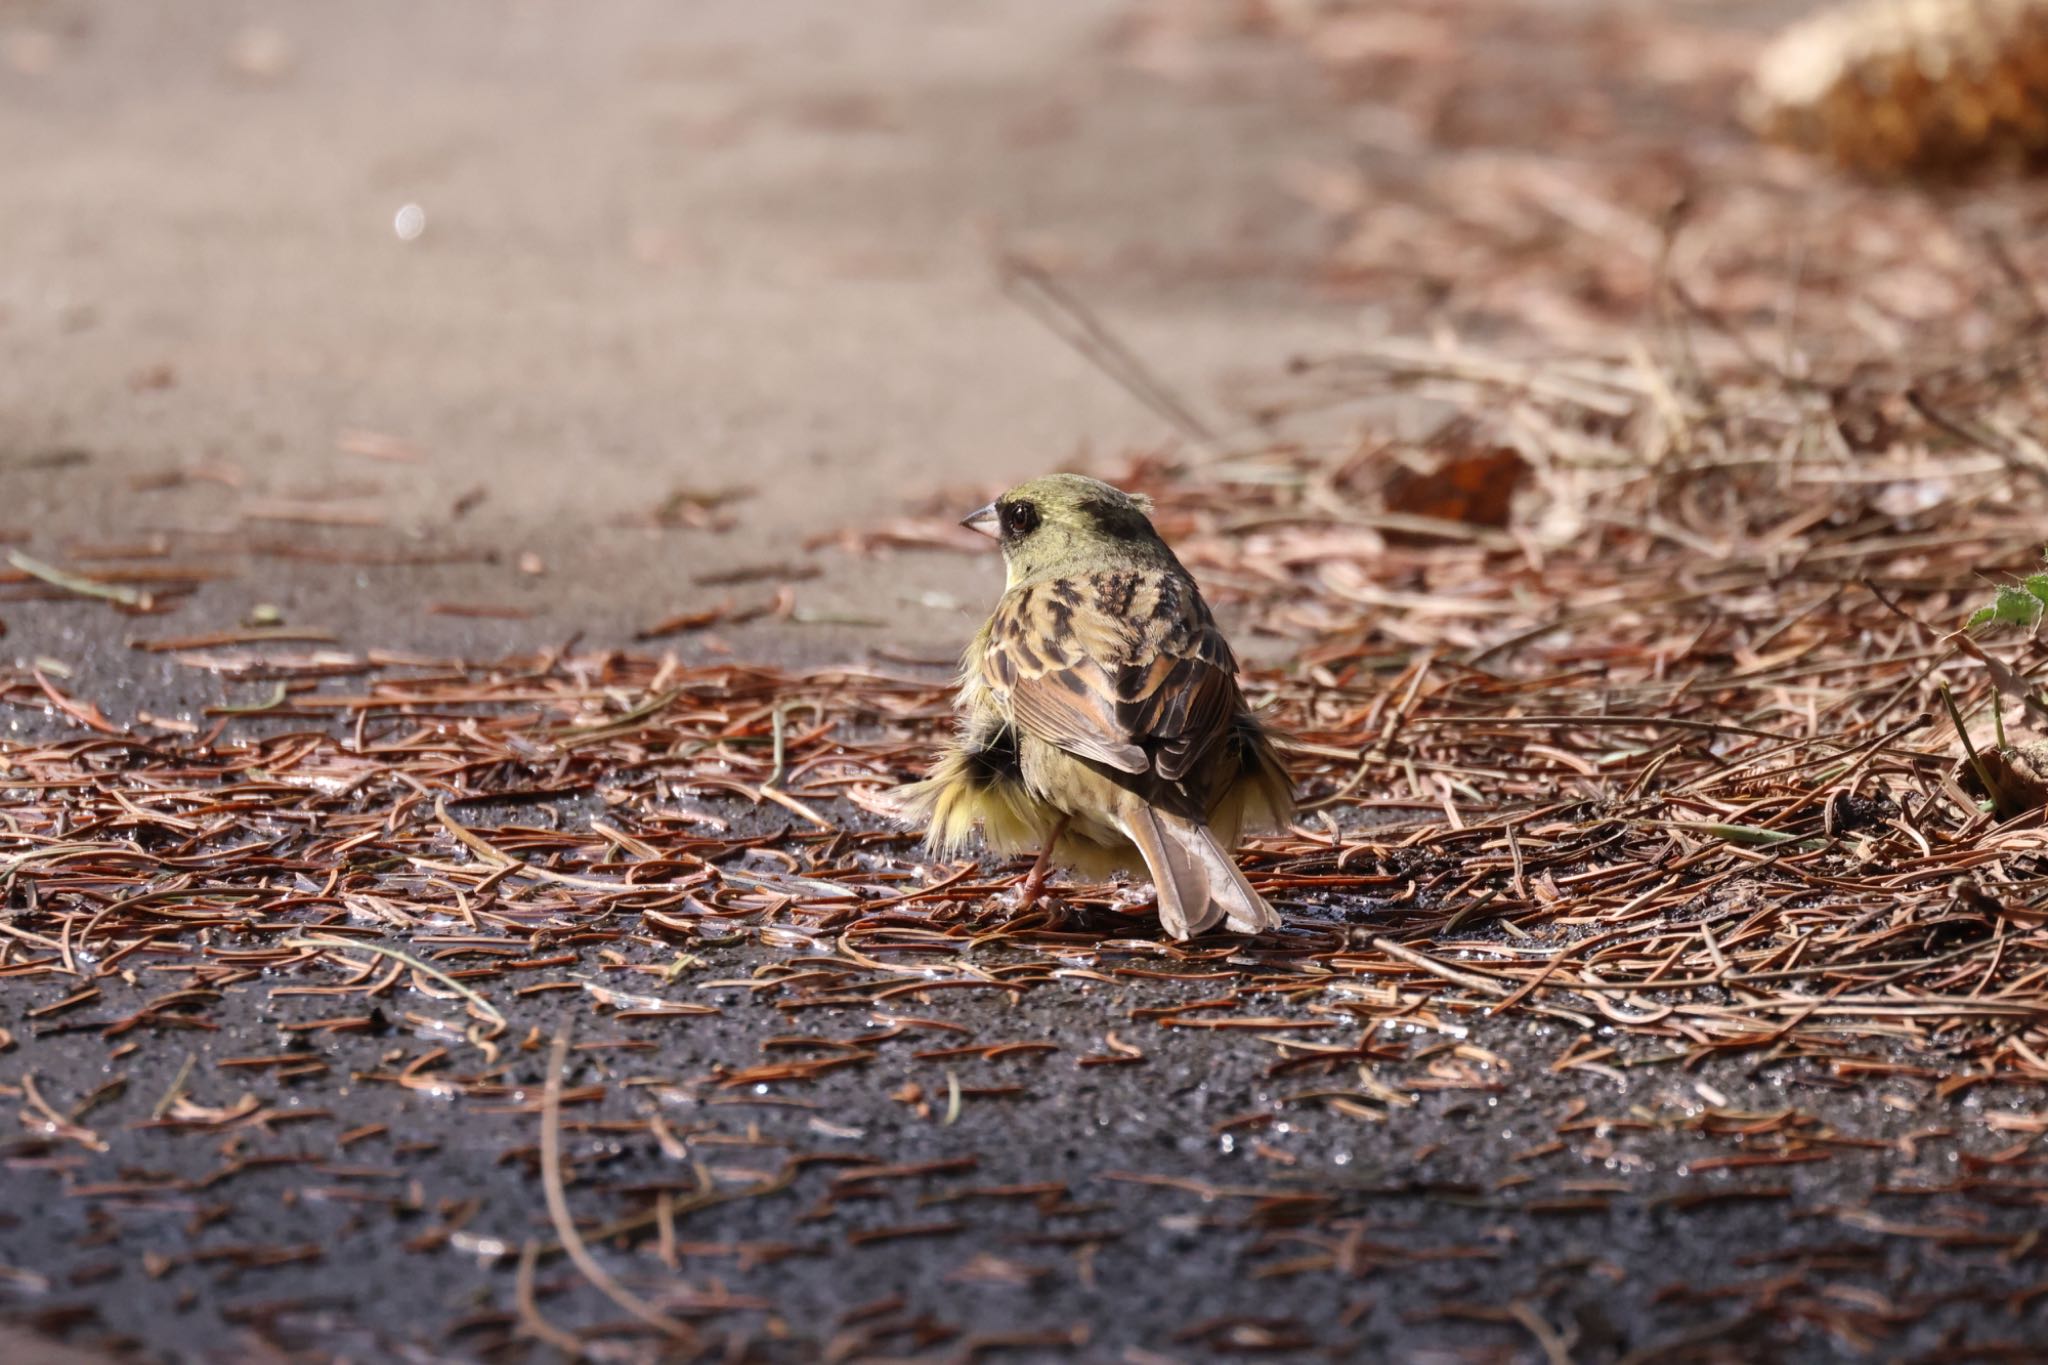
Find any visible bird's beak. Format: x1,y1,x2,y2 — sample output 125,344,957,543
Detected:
960,502,999,539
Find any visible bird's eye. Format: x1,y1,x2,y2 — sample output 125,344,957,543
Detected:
1000,500,1039,538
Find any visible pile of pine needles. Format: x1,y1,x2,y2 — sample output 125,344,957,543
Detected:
13,348,2048,1066
9,310,2048,1350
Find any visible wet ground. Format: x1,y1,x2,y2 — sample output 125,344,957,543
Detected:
11,912,2047,1364
7,644,2047,1364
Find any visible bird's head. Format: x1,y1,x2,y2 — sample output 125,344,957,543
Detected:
961,474,1168,588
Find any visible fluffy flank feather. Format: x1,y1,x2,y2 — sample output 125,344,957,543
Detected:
895,748,1051,859
1050,826,1137,881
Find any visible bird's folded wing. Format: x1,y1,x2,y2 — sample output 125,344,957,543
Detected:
981,571,1240,791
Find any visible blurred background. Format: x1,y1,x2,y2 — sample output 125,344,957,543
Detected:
0,0,1379,663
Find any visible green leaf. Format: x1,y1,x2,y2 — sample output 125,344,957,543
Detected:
1972,584,2045,630
2025,573,2048,607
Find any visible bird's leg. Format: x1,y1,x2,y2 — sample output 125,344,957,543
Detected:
1015,815,1071,911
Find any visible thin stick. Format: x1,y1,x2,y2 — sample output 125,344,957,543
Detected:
6,549,153,608
998,251,1224,455
541,1031,696,1346
151,1052,196,1120
285,934,505,1024
1371,936,1512,998
434,798,702,892
515,1239,586,1357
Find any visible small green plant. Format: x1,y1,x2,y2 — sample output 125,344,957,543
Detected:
1967,562,2048,629
1952,550,2048,817
1958,551,2048,722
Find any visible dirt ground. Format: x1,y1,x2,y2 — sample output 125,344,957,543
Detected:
8,3,2048,1364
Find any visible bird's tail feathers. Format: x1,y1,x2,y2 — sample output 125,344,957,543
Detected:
1123,802,1279,939
1122,803,1215,939
1178,815,1280,934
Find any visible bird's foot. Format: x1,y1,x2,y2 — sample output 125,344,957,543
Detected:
1011,815,1070,912
1014,866,1056,913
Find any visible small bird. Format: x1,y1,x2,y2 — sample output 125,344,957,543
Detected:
899,474,1293,938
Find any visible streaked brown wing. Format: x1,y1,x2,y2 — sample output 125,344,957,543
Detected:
982,569,1241,799
1122,643,1238,783
983,587,1145,775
